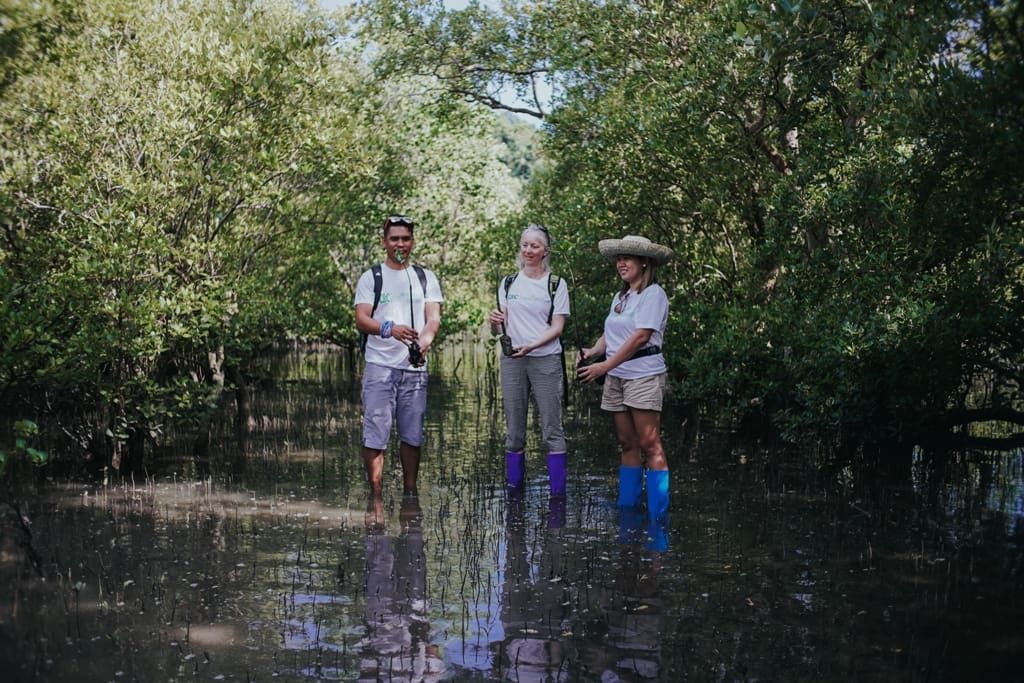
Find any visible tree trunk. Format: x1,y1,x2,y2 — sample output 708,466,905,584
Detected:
226,363,252,455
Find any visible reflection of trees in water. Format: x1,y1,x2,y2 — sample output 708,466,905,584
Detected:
360,495,445,682
6,347,1024,681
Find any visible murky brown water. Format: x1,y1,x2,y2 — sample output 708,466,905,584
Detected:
2,347,1022,681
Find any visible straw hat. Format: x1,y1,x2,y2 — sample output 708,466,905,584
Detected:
598,234,673,265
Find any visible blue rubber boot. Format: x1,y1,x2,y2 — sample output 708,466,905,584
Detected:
547,452,567,497
617,466,644,508
618,506,646,545
506,451,525,489
645,518,669,552
645,469,670,522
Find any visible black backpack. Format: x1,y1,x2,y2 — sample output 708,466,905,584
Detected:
360,263,428,354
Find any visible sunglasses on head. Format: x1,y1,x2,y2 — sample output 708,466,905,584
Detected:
526,223,551,245
384,215,414,230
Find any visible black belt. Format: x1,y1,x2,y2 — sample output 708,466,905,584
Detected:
628,345,661,360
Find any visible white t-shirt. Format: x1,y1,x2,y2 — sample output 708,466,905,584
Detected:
355,263,444,370
496,271,570,357
603,283,668,379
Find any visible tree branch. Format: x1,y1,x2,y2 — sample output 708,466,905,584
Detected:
449,87,546,119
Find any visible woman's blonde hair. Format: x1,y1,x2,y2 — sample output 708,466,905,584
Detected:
515,223,552,272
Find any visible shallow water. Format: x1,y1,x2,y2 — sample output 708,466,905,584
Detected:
2,347,1022,682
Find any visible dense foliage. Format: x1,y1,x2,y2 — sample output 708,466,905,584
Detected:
1,0,1021,470
361,0,1024,448
0,0,528,469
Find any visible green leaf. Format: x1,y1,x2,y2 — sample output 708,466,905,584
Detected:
26,448,48,465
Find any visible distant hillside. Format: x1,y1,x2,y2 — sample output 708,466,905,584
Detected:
494,111,545,180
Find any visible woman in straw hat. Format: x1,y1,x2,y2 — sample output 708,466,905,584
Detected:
577,235,673,522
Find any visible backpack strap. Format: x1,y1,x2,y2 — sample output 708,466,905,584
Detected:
548,273,568,406
370,264,384,314
412,265,428,298
546,274,561,325
502,273,518,301
359,265,385,354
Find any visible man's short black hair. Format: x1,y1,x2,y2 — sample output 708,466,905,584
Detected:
383,214,414,235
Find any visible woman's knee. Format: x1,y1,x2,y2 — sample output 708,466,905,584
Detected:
638,431,662,450
615,431,638,452
645,448,668,469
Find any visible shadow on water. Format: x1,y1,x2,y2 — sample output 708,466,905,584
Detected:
1,345,1022,682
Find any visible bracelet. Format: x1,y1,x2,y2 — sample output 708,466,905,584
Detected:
380,320,394,338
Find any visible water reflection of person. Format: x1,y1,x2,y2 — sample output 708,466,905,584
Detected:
495,492,572,682
576,509,666,681
360,495,445,682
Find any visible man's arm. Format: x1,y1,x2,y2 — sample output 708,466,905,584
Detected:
355,303,381,336
418,301,441,353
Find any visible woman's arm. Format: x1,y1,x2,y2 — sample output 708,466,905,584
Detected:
576,329,653,383
600,328,653,372
576,334,612,384
577,335,607,364
486,307,506,335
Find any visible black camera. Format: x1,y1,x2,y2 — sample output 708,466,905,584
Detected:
499,334,515,357
577,353,607,385
408,341,425,368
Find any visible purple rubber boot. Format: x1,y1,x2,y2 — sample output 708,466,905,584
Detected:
506,451,525,489
547,452,567,496
548,494,566,529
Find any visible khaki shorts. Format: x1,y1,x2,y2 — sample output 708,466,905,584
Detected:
601,373,667,412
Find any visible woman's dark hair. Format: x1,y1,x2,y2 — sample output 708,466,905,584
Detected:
617,255,656,294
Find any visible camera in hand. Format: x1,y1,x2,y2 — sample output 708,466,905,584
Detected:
408,340,426,367
577,353,607,385
499,334,515,357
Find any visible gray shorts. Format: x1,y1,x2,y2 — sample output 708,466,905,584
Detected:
361,362,429,450
601,373,667,412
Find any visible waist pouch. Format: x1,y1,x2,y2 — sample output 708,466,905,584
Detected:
628,345,661,360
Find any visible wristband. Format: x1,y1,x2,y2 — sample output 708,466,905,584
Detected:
380,320,394,338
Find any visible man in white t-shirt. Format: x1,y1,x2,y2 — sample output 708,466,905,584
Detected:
354,215,443,496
